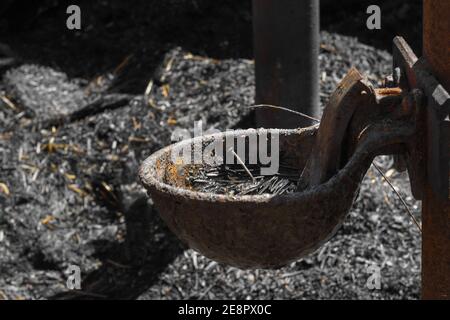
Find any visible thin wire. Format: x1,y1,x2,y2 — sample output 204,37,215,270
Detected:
228,147,255,182
372,162,422,233
247,104,320,123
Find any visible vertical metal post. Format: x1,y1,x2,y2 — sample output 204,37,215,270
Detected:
253,0,320,128
422,0,450,300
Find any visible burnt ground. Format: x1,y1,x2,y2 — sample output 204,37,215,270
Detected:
0,1,422,299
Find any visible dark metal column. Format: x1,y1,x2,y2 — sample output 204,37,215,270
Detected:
422,0,450,300
253,0,320,128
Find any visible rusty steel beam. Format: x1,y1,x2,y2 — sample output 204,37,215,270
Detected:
423,0,450,91
253,0,320,129
422,0,450,300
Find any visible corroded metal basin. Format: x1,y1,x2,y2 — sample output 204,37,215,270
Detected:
139,125,381,269
139,117,414,269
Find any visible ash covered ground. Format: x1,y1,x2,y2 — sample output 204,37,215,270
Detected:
0,1,422,299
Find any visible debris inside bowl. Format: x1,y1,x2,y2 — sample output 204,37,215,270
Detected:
185,163,300,195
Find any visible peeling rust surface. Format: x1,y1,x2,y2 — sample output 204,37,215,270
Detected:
375,88,403,96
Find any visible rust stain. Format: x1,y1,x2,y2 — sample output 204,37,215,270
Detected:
423,0,450,91
375,87,402,96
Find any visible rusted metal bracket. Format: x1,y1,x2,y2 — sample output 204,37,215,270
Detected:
302,67,408,188
303,68,370,186
392,36,450,201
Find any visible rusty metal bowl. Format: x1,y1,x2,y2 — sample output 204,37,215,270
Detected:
139,125,381,269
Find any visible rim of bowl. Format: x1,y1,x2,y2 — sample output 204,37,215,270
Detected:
138,126,343,204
